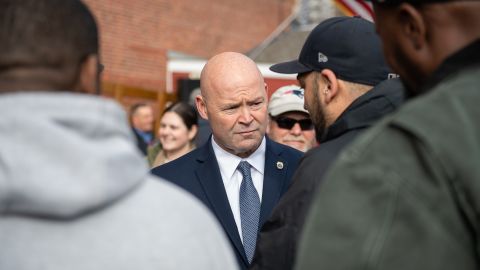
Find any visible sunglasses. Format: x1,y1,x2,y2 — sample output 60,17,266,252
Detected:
274,117,314,131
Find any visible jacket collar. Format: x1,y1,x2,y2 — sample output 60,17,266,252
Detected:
419,39,480,95
322,78,406,143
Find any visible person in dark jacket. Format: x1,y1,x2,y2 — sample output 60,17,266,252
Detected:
296,1,480,269
250,16,405,270
152,52,303,270
130,102,154,155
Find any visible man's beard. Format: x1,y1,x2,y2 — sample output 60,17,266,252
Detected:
309,79,328,143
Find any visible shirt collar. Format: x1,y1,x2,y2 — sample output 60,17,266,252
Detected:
211,136,266,179
134,128,152,142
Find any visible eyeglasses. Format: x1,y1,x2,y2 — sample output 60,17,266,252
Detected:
273,117,313,131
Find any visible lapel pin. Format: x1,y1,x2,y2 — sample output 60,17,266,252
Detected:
276,161,284,170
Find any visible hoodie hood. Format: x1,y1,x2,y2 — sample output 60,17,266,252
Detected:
0,92,148,219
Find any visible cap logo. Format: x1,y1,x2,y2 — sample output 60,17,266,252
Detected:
318,52,328,63
283,89,304,99
388,73,400,79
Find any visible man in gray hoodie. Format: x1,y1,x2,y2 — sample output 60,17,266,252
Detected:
0,1,237,270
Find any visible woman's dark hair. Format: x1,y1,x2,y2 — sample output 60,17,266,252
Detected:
163,102,198,131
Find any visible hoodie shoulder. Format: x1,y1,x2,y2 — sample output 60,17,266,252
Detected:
0,175,239,270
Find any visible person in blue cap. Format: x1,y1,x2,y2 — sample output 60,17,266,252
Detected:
250,16,405,270
296,1,480,269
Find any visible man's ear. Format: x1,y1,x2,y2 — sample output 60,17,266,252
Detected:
320,69,338,104
398,3,427,51
77,54,100,95
195,95,209,120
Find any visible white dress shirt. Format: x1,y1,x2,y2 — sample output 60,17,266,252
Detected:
211,136,265,242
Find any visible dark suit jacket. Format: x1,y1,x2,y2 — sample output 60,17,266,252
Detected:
151,137,303,270
131,128,151,156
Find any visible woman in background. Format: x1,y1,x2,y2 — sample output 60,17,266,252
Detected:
149,102,198,168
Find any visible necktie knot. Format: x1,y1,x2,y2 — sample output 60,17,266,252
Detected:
238,161,251,177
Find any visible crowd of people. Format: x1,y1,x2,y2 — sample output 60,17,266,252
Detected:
1,0,479,270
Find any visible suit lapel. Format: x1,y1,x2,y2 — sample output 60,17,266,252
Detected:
194,142,249,265
260,138,288,226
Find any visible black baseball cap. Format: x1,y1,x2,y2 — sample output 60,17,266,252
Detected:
270,16,392,86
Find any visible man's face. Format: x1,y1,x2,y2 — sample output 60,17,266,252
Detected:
298,72,328,142
132,106,154,132
268,111,316,152
201,79,268,158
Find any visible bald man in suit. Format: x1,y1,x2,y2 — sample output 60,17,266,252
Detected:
152,52,302,269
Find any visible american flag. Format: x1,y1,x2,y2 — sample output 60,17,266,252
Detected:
333,0,374,22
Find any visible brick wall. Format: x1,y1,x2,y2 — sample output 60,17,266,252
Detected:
84,0,296,92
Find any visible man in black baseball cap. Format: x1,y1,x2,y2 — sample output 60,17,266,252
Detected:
296,0,480,269
269,16,399,141
250,16,405,270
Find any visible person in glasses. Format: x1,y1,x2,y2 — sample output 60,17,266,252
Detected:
267,85,316,152
250,17,405,270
